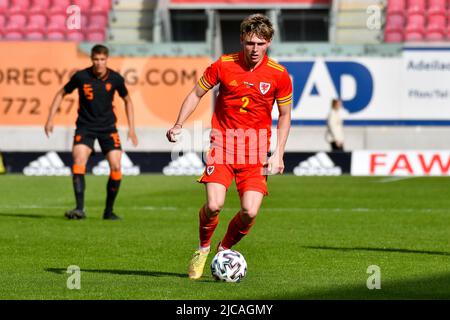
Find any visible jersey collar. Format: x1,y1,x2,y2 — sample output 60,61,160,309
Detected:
89,67,110,81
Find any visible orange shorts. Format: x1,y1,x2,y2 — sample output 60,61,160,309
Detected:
198,162,268,197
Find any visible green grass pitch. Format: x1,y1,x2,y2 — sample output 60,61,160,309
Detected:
0,175,449,299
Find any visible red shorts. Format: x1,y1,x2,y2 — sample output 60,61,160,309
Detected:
198,162,268,197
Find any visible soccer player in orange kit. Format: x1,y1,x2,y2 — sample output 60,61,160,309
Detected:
166,14,292,279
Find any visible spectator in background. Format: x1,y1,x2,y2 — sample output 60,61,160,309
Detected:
326,98,344,152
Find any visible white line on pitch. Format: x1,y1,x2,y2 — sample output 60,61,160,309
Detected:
377,177,415,183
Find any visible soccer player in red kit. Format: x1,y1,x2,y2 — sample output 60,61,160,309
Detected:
166,14,292,279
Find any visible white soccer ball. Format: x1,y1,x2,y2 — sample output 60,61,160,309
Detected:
211,249,247,282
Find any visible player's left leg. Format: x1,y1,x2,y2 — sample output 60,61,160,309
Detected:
220,190,264,249
104,149,122,220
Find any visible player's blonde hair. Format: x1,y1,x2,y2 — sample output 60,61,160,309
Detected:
240,14,274,41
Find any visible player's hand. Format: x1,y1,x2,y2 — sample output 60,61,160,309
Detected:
166,124,182,143
263,153,285,175
44,121,53,138
128,129,138,147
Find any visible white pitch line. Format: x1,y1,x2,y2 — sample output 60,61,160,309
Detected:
377,176,415,183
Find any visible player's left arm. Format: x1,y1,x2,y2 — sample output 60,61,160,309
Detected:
267,102,292,174
122,94,138,147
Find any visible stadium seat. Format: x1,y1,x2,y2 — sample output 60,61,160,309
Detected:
26,28,45,40
31,0,51,10
72,0,90,11
4,30,24,40
10,0,29,11
48,12,66,28
428,0,447,11
47,28,65,40
0,0,8,13
405,24,425,41
28,13,47,29
93,0,111,11
407,12,426,27
386,13,406,28
0,14,5,29
425,24,446,40
8,11,27,28
384,26,404,42
407,0,426,13
67,29,85,41
85,30,105,42
387,0,406,13
427,10,447,29
89,11,108,29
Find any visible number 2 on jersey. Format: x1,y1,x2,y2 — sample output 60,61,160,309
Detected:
240,97,249,113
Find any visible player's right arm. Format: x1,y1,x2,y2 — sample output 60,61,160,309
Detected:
166,83,207,142
44,88,68,137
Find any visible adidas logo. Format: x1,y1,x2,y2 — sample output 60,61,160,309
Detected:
92,152,140,176
229,80,238,87
23,151,71,176
163,152,205,176
293,152,342,176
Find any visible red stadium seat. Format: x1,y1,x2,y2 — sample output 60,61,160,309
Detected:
0,0,9,14
427,10,447,29
8,11,27,28
384,26,404,42
10,0,29,10
72,0,90,11
428,0,447,11
405,24,425,41
28,13,47,29
31,0,51,10
4,30,24,40
407,12,426,27
425,25,446,41
0,14,5,29
48,12,66,28
89,11,108,29
26,28,45,40
387,0,406,14
386,13,406,28
93,0,111,11
85,30,105,42
47,27,65,40
407,0,426,14
66,29,85,41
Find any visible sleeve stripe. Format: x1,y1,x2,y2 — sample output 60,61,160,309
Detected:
198,76,213,90
278,93,292,101
277,99,292,106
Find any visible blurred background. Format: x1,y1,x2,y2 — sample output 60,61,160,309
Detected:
0,0,449,176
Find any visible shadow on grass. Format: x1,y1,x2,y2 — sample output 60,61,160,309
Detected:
0,212,62,220
45,267,188,278
303,245,450,256
259,272,450,300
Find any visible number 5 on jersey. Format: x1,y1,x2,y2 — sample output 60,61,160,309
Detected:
240,96,249,113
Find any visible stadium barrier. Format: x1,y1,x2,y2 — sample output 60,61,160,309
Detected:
3,150,450,176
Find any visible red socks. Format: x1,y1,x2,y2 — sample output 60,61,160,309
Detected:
221,211,255,249
199,205,219,248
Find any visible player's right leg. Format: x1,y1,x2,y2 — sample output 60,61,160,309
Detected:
65,137,93,220
188,182,227,279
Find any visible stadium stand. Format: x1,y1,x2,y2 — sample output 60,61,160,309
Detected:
0,0,111,41
384,0,450,42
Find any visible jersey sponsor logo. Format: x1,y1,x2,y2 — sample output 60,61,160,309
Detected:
293,152,342,176
23,151,71,176
105,82,112,91
162,152,204,176
83,83,93,100
92,152,140,176
206,165,215,176
259,82,271,95
279,61,373,113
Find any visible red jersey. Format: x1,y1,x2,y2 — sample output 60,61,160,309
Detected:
198,52,292,163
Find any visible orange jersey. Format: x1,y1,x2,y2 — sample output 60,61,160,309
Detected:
198,52,292,162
